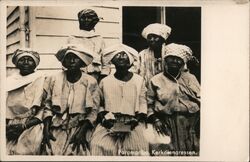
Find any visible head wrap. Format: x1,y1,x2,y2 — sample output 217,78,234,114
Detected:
102,43,138,65
78,9,102,25
142,23,171,40
12,48,40,67
163,43,194,63
55,44,96,67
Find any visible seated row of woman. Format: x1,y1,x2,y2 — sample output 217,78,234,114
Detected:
6,25,200,156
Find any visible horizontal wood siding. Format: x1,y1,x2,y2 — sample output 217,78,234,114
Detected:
6,6,29,76
6,6,122,75
7,6,20,55
33,6,121,70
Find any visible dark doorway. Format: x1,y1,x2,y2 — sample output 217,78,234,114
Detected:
122,7,161,52
122,6,201,81
166,7,201,82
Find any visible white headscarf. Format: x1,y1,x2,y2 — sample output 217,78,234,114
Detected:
163,43,193,63
12,48,40,67
55,43,96,67
102,43,138,65
142,23,171,40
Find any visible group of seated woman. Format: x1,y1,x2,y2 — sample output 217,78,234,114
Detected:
6,9,200,156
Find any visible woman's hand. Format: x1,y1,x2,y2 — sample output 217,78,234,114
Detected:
153,119,170,136
101,112,116,129
42,117,56,151
102,119,115,129
125,118,138,130
6,123,26,141
69,120,92,153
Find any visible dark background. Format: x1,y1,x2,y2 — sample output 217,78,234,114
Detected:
122,7,201,82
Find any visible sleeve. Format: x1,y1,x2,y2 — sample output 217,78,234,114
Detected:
138,79,147,114
41,76,54,120
84,78,102,125
29,76,46,107
23,76,46,121
67,35,77,44
138,51,145,77
189,74,200,99
100,37,105,54
129,59,139,74
147,79,157,117
184,73,200,104
98,80,105,112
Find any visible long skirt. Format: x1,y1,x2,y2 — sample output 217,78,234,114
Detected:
43,126,92,155
90,123,149,156
7,124,44,155
150,112,200,156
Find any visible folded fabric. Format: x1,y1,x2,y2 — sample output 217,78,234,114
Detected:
102,43,138,65
142,23,171,40
55,44,97,67
12,48,40,67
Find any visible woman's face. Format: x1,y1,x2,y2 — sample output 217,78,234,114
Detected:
62,53,85,70
111,52,131,69
16,56,36,76
79,15,97,31
147,34,165,50
164,55,184,77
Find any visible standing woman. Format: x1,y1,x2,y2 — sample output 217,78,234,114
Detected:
6,49,46,155
41,44,101,155
90,44,149,156
138,23,171,87
67,9,106,82
147,43,200,155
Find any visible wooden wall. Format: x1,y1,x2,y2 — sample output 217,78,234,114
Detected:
6,6,122,76
6,6,29,76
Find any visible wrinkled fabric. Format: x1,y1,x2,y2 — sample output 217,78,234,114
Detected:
142,23,171,40
138,48,164,88
147,72,200,116
67,31,105,74
99,74,147,115
12,48,40,67
78,9,101,24
55,43,95,67
43,71,101,155
163,43,193,63
6,72,46,155
90,74,148,155
43,71,101,125
91,123,149,156
46,114,93,155
6,72,46,120
147,71,200,153
102,43,138,66
13,124,44,155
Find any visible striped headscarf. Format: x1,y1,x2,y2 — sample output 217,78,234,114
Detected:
78,9,102,27
12,48,40,67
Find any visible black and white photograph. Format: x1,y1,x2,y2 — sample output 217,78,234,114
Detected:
0,0,249,161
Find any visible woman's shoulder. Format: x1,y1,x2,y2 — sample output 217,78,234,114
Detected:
81,72,98,84
100,74,115,83
139,48,150,55
132,73,144,81
46,70,64,79
151,72,164,81
181,71,198,81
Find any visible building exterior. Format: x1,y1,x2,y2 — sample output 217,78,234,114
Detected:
6,6,200,80
6,6,121,76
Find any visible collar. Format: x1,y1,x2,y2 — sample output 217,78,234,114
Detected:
80,30,100,38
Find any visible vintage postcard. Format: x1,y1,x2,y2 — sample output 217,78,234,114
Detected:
0,0,249,161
